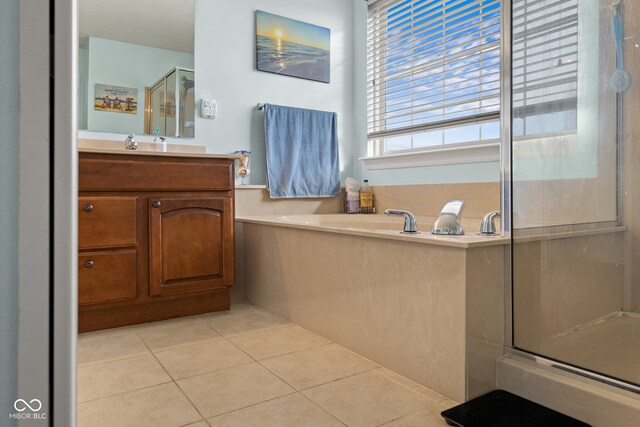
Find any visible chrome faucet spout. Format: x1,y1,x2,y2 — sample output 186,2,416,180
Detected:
384,209,419,233
124,133,137,150
432,200,465,235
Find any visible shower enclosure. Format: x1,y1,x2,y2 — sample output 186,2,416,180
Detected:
145,67,195,138
508,0,639,389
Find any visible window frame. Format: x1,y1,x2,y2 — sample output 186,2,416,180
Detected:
365,0,502,163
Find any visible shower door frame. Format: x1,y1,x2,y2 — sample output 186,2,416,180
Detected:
500,0,640,395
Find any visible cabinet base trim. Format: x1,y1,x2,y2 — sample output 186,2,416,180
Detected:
78,289,230,333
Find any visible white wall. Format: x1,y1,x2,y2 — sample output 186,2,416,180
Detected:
84,37,194,134
194,0,356,185
0,0,19,423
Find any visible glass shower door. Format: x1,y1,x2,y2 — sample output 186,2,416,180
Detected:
511,0,639,387
148,83,165,136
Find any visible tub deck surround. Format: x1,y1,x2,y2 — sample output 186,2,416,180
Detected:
234,182,500,219
371,182,500,220
235,186,344,217
236,214,509,248
239,214,506,402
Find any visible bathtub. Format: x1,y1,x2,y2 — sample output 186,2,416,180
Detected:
236,214,508,402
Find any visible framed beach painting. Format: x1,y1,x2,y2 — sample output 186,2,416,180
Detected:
256,11,330,83
94,84,138,114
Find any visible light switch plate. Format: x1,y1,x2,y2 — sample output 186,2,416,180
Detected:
201,92,217,119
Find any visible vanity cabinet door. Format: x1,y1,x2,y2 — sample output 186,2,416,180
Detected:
148,197,234,297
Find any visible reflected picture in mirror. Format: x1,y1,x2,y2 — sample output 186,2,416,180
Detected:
78,0,195,138
94,84,138,114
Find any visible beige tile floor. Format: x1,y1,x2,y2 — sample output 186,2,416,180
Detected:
77,303,456,427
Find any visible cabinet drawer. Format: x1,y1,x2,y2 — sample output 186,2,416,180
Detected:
78,196,137,249
78,251,138,305
79,157,233,191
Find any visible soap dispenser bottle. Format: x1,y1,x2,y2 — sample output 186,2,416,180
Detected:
359,180,375,214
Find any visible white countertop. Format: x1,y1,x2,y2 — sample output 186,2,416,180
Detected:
78,139,241,160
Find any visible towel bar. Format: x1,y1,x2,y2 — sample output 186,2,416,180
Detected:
257,103,339,116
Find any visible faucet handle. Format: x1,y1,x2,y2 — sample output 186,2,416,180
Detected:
384,209,419,233
480,211,500,235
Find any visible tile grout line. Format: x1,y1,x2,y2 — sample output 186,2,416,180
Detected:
297,391,349,427
137,333,209,425
254,355,302,391
77,349,152,368
254,341,332,363
323,343,381,367
151,336,227,357
375,404,446,427
77,379,175,406
215,333,262,364
132,330,223,353
204,390,299,423
165,360,256,382
255,348,376,392
298,368,378,393
373,367,448,403
200,314,291,338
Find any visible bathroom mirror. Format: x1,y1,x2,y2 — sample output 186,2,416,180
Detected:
78,0,195,138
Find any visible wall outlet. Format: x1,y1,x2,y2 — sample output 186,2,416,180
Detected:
201,92,217,119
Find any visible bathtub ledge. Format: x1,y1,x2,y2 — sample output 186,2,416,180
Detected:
236,215,509,249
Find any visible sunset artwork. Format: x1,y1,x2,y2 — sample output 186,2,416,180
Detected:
256,11,330,83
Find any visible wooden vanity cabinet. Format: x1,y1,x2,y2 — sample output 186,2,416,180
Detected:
78,152,235,332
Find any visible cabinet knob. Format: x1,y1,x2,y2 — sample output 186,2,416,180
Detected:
83,204,94,212
84,260,94,269
152,201,162,208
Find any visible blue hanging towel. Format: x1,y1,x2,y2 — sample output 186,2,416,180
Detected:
264,103,340,198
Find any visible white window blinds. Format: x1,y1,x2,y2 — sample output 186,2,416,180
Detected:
512,0,578,137
367,0,501,147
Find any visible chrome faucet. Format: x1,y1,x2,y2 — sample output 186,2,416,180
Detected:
480,211,500,235
384,209,419,233
124,134,137,150
432,200,465,235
